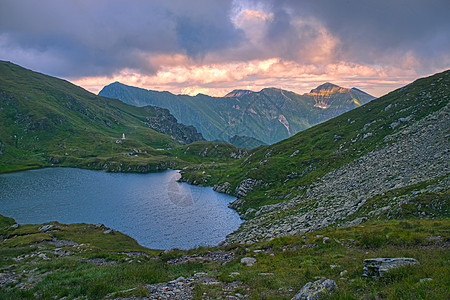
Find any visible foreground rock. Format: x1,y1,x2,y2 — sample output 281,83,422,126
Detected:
240,257,256,266
291,278,336,300
142,272,245,300
362,257,419,277
166,250,235,265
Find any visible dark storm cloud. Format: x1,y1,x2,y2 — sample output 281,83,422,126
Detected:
0,0,242,77
270,0,450,69
0,0,449,79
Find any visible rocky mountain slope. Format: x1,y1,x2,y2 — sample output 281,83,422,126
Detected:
99,82,375,146
180,70,450,244
0,61,206,173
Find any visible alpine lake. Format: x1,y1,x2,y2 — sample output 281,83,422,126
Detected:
0,168,242,250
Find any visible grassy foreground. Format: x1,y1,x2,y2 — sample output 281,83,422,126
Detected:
1,214,448,299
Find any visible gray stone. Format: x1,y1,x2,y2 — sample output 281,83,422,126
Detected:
241,257,256,266
38,224,54,231
341,217,367,227
213,182,232,193
291,278,336,300
362,257,419,277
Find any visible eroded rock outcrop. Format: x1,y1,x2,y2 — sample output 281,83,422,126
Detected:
291,278,337,300
362,257,419,278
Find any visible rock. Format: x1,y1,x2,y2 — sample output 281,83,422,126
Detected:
214,182,232,193
235,178,262,198
241,257,256,266
167,250,235,265
291,278,336,300
419,278,432,283
341,217,367,227
38,253,49,260
243,208,257,219
229,272,240,277
38,224,54,231
291,150,300,157
362,257,419,277
46,238,79,247
329,264,340,269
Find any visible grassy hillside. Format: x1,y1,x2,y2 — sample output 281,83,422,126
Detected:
99,82,375,145
0,61,241,173
228,135,267,149
179,70,449,246
180,70,449,211
1,215,448,299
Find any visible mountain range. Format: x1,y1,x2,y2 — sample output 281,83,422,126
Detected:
99,82,375,147
180,69,450,244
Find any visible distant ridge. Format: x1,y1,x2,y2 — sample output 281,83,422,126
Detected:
224,89,254,98
100,82,375,144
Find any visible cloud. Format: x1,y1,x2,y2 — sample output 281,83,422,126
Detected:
72,56,420,98
0,0,241,77
1,0,449,97
274,0,450,71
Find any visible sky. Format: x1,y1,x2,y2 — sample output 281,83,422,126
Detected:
1,0,449,97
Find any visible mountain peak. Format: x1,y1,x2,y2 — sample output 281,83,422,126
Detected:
308,82,343,94
304,82,375,109
224,89,254,97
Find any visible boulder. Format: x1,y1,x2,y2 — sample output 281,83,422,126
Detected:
362,257,419,277
291,278,336,300
240,257,256,266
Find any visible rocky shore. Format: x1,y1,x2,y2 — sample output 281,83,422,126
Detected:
224,102,449,244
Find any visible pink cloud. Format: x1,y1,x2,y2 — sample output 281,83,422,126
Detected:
71,55,424,98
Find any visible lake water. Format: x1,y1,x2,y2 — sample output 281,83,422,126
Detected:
0,168,242,249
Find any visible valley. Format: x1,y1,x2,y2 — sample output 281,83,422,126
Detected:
0,62,448,299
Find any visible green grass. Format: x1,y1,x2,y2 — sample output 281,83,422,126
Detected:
1,216,447,299
180,69,450,215
0,61,247,174
0,215,15,228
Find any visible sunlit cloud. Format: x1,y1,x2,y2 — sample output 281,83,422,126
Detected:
72,56,422,98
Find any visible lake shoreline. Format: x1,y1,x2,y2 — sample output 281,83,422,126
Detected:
0,168,242,250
